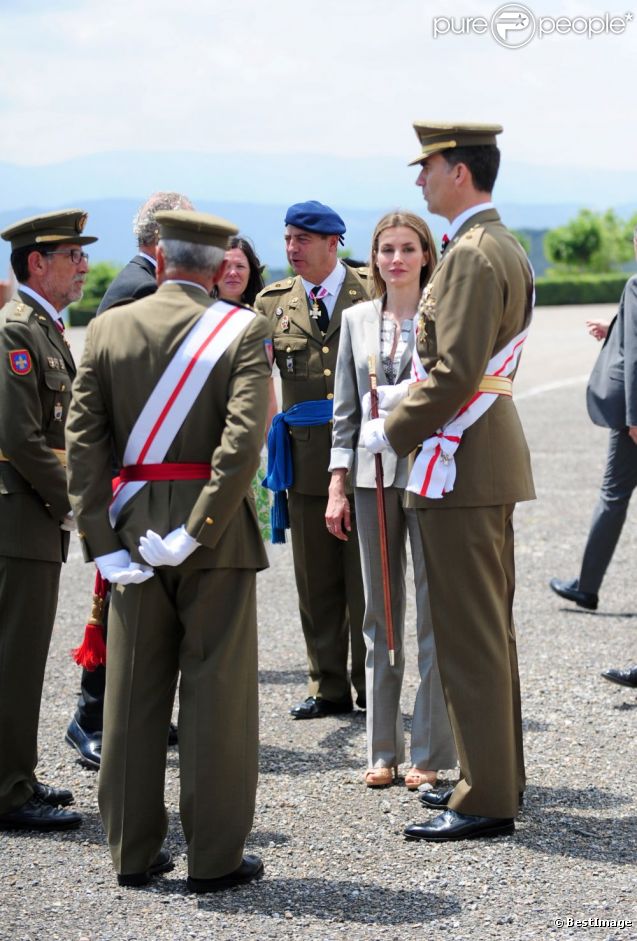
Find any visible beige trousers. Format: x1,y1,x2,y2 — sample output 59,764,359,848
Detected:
417,504,525,818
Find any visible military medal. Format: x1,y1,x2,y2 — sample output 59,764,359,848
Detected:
280,315,290,332
54,401,64,421
286,355,294,374
275,307,284,318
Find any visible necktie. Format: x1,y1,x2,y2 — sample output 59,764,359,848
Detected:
309,285,329,333
53,318,71,348
440,234,450,254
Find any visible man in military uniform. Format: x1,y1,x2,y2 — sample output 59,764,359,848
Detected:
66,210,270,891
257,201,368,719
364,124,535,840
66,191,192,769
0,209,96,831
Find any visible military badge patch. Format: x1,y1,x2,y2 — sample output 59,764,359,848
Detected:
9,349,32,375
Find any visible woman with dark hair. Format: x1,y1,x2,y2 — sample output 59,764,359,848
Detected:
326,210,456,789
216,236,265,307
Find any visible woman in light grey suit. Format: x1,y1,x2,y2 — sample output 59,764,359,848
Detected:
326,211,456,788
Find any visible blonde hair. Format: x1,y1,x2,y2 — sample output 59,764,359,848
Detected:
369,210,437,299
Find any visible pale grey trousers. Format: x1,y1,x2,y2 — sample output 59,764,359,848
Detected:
354,487,457,770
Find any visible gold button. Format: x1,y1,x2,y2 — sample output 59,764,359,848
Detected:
286,346,292,353
322,346,329,354
61,384,66,391
323,368,331,377
205,517,214,525
326,393,334,400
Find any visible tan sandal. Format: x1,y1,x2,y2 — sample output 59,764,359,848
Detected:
364,766,396,788
404,768,438,790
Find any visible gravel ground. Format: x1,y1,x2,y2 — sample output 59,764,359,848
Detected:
1,311,636,941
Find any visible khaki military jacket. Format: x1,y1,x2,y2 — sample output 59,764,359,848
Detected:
66,282,270,570
255,263,368,495
385,208,536,508
0,290,74,561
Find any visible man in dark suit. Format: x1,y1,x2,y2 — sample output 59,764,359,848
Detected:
66,191,193,768
97,192,194,312
0,209,96,831
550,227,637,611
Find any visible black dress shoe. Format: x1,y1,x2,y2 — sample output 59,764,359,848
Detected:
187,854,264,893
601,666,637,688
549,577,598,611
0,796,82,831
404,809,514,842
290,695,353,719
419,787,524,810
32,779,74,807
419,787,454,808
167,722,179,746
117,849,174,888
65,717,101,770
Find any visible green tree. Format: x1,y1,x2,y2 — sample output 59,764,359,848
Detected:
69,261,121,313
544,209,634,274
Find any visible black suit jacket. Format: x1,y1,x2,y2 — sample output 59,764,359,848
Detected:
586,275,637,429
96,254,157,314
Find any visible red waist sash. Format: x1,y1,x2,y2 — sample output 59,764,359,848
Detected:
118,462,210,483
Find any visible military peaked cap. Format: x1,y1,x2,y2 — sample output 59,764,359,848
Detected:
156,210,238,247
1,209,98,249
409,122,503,166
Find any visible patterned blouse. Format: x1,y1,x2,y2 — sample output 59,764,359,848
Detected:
380,313,414,385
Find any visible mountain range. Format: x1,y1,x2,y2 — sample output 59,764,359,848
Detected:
1,151,635,270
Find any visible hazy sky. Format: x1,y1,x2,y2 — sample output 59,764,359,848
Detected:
0,0,634,172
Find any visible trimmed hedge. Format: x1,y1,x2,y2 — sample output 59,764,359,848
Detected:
68,307,97,327
535,273,629,306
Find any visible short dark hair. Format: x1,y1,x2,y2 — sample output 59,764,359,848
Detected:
441,145,500,193
226,236,265,306
10,244,54,282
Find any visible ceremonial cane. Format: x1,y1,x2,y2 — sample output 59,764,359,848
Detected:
368,356,396,666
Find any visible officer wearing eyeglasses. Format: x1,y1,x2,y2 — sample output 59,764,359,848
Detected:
0,209,96,832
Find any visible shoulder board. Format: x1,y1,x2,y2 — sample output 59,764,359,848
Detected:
260,278,295,295
5,298,35,323
459,222,486,244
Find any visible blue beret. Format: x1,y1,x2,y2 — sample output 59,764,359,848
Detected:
284,200,346,237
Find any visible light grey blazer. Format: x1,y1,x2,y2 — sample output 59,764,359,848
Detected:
330,299,414,488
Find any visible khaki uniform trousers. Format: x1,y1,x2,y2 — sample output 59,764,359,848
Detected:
98,566,259,879
354,488,456,771
288,491,366,702
417,504,525,819
0,556,61,814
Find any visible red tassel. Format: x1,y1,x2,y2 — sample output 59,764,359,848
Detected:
71,571,110,670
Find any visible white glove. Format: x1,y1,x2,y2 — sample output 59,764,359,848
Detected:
95,549,154,585
138,525,200,567
361,380,411,419
361,418,393,454
60,512,76,532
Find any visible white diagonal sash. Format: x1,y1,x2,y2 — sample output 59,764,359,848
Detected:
406,326,529,498
109,300,254,525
